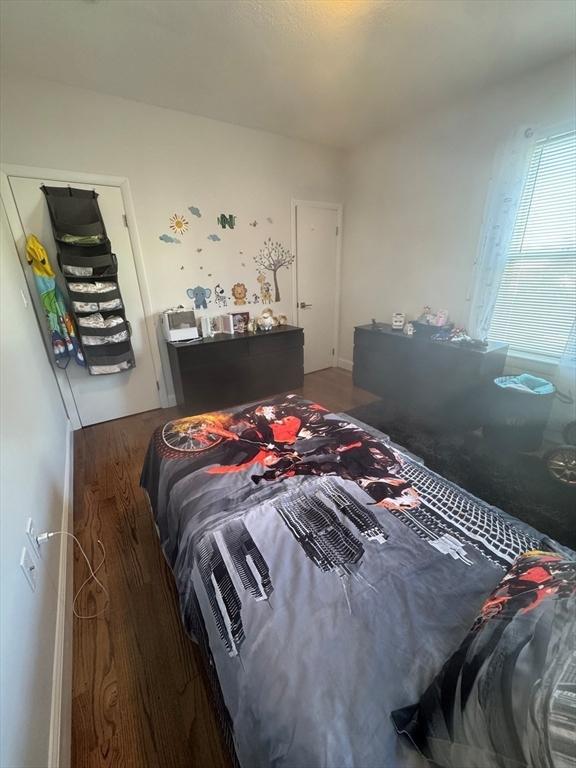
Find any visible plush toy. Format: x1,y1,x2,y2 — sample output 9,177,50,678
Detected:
277,314,288,326
257,308,275,331
231,282,248,305
186,285,212,309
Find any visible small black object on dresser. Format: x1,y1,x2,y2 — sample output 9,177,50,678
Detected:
167,325,304,413
353,324,508,427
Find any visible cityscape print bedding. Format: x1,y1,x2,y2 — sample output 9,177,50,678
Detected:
140,394,556,768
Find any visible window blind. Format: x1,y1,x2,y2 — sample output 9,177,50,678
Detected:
488,129,576,358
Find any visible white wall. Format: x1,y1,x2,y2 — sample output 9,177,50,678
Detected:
339,54,576,365
0,202,72,767
0,73,344,402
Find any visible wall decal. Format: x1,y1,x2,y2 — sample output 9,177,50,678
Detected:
170,213,189,234
217,214,236,229
254,239,295,302
188,206,202,218
249,221,258,227
257,271,273,303
180,266,185,270
231,283,248,305
159,233,181,244
252,293,260,304
207,234,221,242
197,248,203,253
214,284,228,307
266,217,273,224
187,285,212,309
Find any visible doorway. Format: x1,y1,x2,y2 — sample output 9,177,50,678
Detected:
292,200,341,374
4,173,160,427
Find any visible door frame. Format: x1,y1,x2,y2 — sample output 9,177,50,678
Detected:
1,164,165,428
291,199,343,370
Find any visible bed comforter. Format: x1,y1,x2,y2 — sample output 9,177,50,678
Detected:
140,394,557,768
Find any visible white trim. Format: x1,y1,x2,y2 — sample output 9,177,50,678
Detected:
337,357,353,372
48,421,74,768
506,349,561,367
291,199,343,370
0,177,82,429
1,164,168,413
117,178,169,408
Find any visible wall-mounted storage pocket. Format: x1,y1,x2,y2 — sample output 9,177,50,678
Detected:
42,185,107,242
59,242,117,278
83,342,135,375
42,185,136,375
68,282,123,312
78,313,129,345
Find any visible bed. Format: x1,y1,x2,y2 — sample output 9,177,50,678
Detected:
140,394,563,768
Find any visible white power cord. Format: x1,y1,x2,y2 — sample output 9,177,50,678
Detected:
37,531,110,619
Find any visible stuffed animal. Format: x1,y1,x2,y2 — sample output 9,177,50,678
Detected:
257,308,275,331
231,282,248,305
186,285,212,309
277,314,287,326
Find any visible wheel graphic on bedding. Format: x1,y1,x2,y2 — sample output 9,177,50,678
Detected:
161,412,235,454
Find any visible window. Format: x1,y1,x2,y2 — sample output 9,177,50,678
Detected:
488,129,576,358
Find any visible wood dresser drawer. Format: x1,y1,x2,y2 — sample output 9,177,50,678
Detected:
168,325,304,411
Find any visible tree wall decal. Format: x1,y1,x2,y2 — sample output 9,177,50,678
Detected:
253,238,295,302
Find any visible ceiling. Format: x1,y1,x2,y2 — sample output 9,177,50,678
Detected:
1,0,574,148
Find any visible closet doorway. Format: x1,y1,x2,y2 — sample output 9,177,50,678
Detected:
3,172,160,427
292,200,342,373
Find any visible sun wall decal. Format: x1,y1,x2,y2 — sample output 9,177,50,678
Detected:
169,213,189,235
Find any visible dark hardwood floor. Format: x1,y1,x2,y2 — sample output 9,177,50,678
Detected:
71,368,377,768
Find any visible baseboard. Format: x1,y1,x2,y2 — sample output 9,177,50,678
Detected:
48,422,74,768
338,357,353,372
164,393,177,408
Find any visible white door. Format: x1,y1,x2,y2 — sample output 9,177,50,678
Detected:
8,176,160,426
295,202,340,373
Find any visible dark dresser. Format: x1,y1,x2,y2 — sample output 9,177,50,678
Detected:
353,324,508,426
167,325,304,413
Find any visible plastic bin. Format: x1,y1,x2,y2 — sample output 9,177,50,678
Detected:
483,374,555,451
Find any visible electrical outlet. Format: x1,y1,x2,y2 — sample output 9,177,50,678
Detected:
26,518,40,558
20,547,36,592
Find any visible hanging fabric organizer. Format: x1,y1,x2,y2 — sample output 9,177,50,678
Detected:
41,186,136,375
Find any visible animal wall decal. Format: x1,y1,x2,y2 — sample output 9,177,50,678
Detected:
257,271,273,303
187,285,212,309
254,239,294,302
217,214,236,229
231,283,248,305
214,283,228,308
